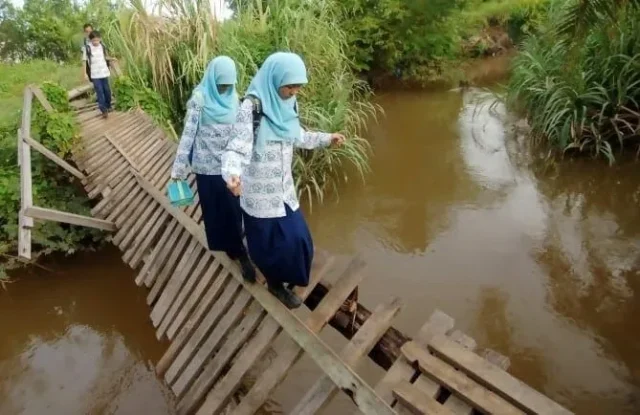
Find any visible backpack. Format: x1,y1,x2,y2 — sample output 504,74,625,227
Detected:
84,41,110,81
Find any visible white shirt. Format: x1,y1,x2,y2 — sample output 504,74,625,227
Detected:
82,43,110,80
221,99,332,218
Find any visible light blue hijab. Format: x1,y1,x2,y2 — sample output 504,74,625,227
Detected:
246,52,308,154
192,56,238,125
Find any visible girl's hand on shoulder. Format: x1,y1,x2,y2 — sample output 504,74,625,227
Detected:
331,133,346,147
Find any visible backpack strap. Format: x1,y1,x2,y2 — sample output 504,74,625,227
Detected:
244,94,262,134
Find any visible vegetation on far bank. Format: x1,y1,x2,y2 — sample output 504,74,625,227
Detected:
508,1,640,162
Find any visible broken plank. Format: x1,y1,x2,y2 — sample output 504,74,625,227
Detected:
402,341,523,415
428,334,572,415
374,310,454,406
393,380,455,415
290,296,402,415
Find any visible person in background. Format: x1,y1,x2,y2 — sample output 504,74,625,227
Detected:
170,56,256,283
221,52,346,309
82,23,93,48
82,31,113,118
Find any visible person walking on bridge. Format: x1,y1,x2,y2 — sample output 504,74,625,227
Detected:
170,56,256,283
221,52,345,309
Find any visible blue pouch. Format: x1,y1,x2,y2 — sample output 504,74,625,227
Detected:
167,180,194,207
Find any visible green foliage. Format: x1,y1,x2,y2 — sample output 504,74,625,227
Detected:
508,1,640,162
0,72,104,282
0,0,117,62
113,75,173,135
106,0,377,202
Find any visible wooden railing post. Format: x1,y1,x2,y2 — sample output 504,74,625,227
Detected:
18,87,34,259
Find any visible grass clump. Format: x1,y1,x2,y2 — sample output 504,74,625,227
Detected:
508,1,640,162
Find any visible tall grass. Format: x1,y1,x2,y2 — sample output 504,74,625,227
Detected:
508,2,640,163
106,0,377,203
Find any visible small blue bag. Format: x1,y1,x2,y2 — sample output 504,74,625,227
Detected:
167,180,194,207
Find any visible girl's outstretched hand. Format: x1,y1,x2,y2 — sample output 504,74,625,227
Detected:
331,133,346,147
226,175,242,196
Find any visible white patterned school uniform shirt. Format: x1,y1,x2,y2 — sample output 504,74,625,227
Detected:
171,98,236,179
82,43,110,80
221,99,332,219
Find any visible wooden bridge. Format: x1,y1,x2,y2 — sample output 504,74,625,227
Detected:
16,84,573,415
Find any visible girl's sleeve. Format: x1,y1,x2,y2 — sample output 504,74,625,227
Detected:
170,100,200,180
221,99,254,183
295,127,332,149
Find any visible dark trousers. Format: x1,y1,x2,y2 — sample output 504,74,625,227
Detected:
243,205,314,287
196,174,245,259
92,77,112,113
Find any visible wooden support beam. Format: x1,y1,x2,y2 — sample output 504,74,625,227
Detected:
67,84,93,100
104,133,139,170
25,206,116,231
30,85,54,113
22,134,86,180
18,88,34,260
393,380,455,415
133,170,395,415
305,281,410,370
290,296,402,415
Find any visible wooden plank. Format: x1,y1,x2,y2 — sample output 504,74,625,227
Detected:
117,200,162,251
30,85,54,113
147,230,193,304
125,209,171,269
134,218,178,286
150,238,201,327
441,330,478,414
22,135,86,180
402,341,523,415
374,310,454,406
393,380,455,415
230,256,368,415
427,334,571,414
156,251,214,340
195,317,282,415
163,277,240,384
172,290,254,399
25,206,116,231
194,257,334,415
177,301,266,413
113,193,154,243
290,296,402,415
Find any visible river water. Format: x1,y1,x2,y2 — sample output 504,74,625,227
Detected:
2,59,640,414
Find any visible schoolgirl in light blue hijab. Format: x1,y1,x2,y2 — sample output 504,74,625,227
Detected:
192,56,239,125
245,52,308,154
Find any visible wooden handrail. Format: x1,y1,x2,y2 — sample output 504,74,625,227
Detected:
17,85,115,260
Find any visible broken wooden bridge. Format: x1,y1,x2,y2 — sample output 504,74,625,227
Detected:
16,84,573,415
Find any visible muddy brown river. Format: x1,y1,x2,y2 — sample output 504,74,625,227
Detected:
2,60,639,414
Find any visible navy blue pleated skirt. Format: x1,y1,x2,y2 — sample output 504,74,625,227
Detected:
243,205,314,287
196,174,244,259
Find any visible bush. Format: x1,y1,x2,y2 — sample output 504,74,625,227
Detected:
508,2,640,162
0,79,104,283
106,0,377,203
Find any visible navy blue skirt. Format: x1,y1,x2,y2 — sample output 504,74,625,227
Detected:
243,205,314,287
196,174,244,259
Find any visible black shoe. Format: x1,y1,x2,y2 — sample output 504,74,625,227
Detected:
238,254,256,284
268,283,302,309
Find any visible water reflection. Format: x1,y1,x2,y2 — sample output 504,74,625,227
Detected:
0,247,174,415
308,83,640,414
